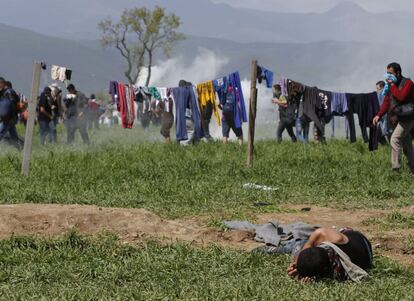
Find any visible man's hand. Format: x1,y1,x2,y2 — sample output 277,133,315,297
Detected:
287,263,298,278
385,73,398,84
373,116,380,126
78,112,84,118
300,277,315,284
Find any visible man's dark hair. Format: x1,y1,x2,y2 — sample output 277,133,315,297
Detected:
90,94,96,99
5,81,12,88
387,62,402,75
273,84,281,90
376,81,386,89
67,84,76,91
296,247,332,279
43,86,52,94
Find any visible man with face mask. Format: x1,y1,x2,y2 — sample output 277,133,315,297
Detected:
373,62,414,173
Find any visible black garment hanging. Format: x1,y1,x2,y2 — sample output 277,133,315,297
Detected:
302,87,332,134
346,92,380,148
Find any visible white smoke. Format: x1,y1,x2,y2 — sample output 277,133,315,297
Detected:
137,49,278,140
138,48,229,87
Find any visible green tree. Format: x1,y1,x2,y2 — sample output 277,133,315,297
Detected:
99,6,185,86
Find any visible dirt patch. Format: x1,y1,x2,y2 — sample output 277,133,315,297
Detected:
0,204,259,250
0,204,413,267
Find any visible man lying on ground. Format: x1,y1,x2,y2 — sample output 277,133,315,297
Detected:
254,227,373,282
286,227,373,283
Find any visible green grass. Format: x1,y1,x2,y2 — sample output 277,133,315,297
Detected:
406,236,414,253
0,233,413,301
1,127,414,218
2,127,414,300
363,212,414,230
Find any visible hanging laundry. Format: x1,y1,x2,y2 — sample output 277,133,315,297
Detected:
173,85,203,142
134,86,152,129
331,92,349,116
109,81,119,107
197,80,220,126
302,87,331,133
65,69,72,81
51,65,72,82
369,125,379,151
228,72,248,129
213,76,228,105
257,66,274,88
287,80,305,100
277,77,289,97
157,88,175,140
158,88,172,113
346,93,379,144
117,82,135,129
148,87,161,100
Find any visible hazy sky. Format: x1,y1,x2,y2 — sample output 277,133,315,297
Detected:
213,0,413,13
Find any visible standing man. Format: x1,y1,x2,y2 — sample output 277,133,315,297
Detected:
87,94,100,130
272,84,297,143
373,62,414,172
63,84,90,145
38,87,58,145
0,77,21,149
221,85,243,145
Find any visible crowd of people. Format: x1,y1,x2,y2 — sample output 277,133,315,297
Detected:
272,80,391,145
1,62,414,175
273,62,414,173
0,79,116,148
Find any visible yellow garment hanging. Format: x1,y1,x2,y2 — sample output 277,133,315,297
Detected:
197,80,221,126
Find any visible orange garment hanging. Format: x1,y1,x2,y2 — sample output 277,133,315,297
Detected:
197,80,221,126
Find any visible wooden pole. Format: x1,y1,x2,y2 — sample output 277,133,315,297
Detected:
247,60,258,167
21,61,42,176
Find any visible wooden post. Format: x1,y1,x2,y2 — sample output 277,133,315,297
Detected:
21,61,42,176
247,60,258,167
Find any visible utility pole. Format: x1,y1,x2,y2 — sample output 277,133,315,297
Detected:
21,61,42,176
247,60,258,167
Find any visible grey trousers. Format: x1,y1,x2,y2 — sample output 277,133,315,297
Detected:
390,119,414,171
65,117,90,145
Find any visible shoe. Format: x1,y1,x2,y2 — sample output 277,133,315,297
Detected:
251,245,279,254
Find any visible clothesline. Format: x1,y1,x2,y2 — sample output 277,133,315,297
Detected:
108,62,382,150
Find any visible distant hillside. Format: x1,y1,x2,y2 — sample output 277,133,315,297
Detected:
2,0,414,46
0,23,124,96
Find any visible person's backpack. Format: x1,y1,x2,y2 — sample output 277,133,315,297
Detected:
391,78,414,119
0,94,14,119
223,92,235,120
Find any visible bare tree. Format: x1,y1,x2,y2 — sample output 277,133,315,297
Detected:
99,6,184,86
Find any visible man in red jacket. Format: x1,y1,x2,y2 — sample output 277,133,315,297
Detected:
373,62,414,173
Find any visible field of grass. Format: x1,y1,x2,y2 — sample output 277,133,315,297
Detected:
363,212,414,230
1,126,414,300
0,126,413,218
0,233,413,301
